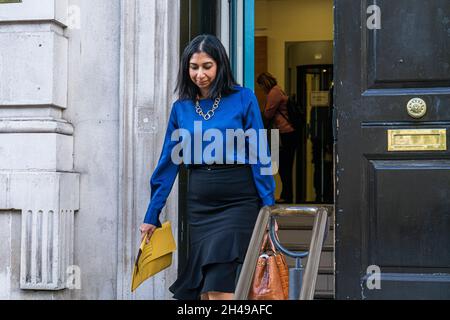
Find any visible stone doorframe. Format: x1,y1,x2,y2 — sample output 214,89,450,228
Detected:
117,0,180,300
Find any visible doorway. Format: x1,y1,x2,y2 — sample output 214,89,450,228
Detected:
254,0,335,298
296,64,334,204
254,1,334,205
177,0,336,299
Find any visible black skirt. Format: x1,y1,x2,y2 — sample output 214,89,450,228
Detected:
169,165,261,300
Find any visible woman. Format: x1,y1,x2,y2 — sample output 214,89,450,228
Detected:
257,72,299,204
139,35,275,300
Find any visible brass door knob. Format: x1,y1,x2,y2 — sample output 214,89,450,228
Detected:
407,98,427,119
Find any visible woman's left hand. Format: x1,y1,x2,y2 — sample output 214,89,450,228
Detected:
139,223,157,244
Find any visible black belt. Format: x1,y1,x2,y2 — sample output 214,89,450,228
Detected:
188,163,250,170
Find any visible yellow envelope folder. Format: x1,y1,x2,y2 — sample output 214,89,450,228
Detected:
131,221,176,292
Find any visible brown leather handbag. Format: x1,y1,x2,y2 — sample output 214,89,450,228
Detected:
248,228,289,300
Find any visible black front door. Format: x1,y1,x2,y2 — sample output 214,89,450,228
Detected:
335,0,450,299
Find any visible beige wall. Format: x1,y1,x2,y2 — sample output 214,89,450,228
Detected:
255,0,333,89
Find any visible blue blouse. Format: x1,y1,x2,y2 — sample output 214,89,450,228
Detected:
144,86,276,226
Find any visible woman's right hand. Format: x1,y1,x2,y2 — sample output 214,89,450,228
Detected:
140,223,157,244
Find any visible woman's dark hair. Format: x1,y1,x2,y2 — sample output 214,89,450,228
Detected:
175,34,237,100
256,72,278,93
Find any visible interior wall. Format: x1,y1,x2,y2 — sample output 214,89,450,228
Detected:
255,0,333,90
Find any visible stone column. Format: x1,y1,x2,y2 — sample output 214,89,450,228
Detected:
0,0,79,298
117,0,180,300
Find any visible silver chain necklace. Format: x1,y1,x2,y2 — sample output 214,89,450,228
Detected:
195,96,221,121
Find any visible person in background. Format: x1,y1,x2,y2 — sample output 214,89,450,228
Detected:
257,72,299,204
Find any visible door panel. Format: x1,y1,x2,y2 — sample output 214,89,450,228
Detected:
335,0,450,299
367,159,450,269
366,0,450,88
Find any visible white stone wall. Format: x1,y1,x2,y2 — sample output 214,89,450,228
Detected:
63,0,121,300
0,0,180,299
0,0,78,299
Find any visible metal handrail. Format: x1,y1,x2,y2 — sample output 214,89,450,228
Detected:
269,216,309,259
234,205,331,300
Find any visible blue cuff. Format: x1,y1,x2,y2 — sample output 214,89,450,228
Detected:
261,194,275,207
143,206,162,227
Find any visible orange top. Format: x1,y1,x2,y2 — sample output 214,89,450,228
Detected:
263,85,295,133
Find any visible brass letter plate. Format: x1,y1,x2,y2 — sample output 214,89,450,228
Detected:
388,129,447,151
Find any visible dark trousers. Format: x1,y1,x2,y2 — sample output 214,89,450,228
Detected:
279,131,299,203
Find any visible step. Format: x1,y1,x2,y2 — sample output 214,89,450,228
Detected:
285,266,334,275
277,215,335,229
317,267,334,275
314,290,335,300
287,275,334,299
277,217,334,229
284,244,334,252
279,224,335,231
285,251,334,269
277,229,334,247
285,264,334,275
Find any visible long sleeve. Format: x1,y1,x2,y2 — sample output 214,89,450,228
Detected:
243,89,276,207
263,87,283,120
143,103,181,227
